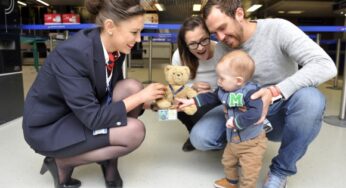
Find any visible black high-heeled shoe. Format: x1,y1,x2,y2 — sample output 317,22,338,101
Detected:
40,157,81,188
98,160,123,188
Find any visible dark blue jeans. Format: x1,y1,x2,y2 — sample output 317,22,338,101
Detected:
190,87,325,176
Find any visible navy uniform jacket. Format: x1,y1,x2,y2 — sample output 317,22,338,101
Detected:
23,28,128,152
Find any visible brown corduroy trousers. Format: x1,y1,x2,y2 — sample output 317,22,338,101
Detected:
222,132,268,188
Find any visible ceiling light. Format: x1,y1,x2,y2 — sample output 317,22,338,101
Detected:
278,11,285,14
193,4,202,12
17,1,27,6
154,3,165,11
246,4,262,12
36,0,49,6
287,10,304,14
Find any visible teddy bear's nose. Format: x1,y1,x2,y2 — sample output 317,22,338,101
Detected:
177,73,181,77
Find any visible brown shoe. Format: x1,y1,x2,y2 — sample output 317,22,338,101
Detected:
214,178,237,188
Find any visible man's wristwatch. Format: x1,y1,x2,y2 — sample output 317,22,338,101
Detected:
267,85,282,104
268,85,280,97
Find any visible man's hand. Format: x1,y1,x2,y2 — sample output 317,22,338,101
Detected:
251,88,273,124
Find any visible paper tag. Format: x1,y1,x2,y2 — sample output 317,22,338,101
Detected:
93,128,108,135
158,109,177,121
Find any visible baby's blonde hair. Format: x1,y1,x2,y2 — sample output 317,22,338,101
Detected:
219,50,255,82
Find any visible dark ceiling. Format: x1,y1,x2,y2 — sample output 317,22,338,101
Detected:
16,0,345,23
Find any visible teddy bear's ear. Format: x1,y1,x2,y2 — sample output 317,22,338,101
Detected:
183,66,190,75
165,65,173,73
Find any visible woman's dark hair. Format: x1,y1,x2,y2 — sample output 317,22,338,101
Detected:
85,0,145,27
177,16,210,79
202,0,242,19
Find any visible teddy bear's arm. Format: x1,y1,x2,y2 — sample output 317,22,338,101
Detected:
186,88,197,99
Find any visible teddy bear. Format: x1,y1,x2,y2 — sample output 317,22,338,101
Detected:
156,65,198,115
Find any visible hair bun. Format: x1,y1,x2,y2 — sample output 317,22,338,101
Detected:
85,0,103,15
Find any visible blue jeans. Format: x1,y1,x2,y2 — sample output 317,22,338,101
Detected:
267,87,325,176
190,105,227,150
190,87,325,177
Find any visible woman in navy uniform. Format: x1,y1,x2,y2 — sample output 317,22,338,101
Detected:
22,0,165,188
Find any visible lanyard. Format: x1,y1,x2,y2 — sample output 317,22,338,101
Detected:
105,67,113,91
105,63,113,104
168,84,185,99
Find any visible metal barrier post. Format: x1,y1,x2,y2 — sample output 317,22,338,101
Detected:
328,38,342,90
316,33,321,45
65,30,69,39
32,41,39,72
143,37,153,84
49,34,53,53
128,52,132,69
169,42,173,64
324,41,346,127
339,65,346,120
122,55,127,79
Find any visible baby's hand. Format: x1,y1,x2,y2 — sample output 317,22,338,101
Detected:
170,104,178,109
226,117,235,129
175,98,195,111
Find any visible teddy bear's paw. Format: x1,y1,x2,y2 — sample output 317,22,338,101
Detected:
156,100,172,109
184,105,197,115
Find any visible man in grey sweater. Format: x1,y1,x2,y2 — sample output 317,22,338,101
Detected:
196,0,337,188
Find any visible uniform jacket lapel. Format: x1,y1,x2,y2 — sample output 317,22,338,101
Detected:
88,28,107,99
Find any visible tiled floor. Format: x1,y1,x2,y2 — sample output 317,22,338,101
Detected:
1,63,346,188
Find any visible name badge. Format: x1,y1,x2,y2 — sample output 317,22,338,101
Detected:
93,128,108,135
158,109,177,121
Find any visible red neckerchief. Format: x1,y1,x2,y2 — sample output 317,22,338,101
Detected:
106,51,120,75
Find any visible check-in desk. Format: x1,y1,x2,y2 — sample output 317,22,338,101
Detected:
0,0,24,124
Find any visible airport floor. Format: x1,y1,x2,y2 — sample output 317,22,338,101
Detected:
1,61,346,188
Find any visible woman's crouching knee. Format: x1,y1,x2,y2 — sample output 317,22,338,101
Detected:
112,79,144,102
190,131,225,151
109,118,146,150
125,118,146,150
120,79,144,94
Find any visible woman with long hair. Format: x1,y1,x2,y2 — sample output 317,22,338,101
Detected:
172,16,228,151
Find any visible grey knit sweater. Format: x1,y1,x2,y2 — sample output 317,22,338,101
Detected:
220,18,337,98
